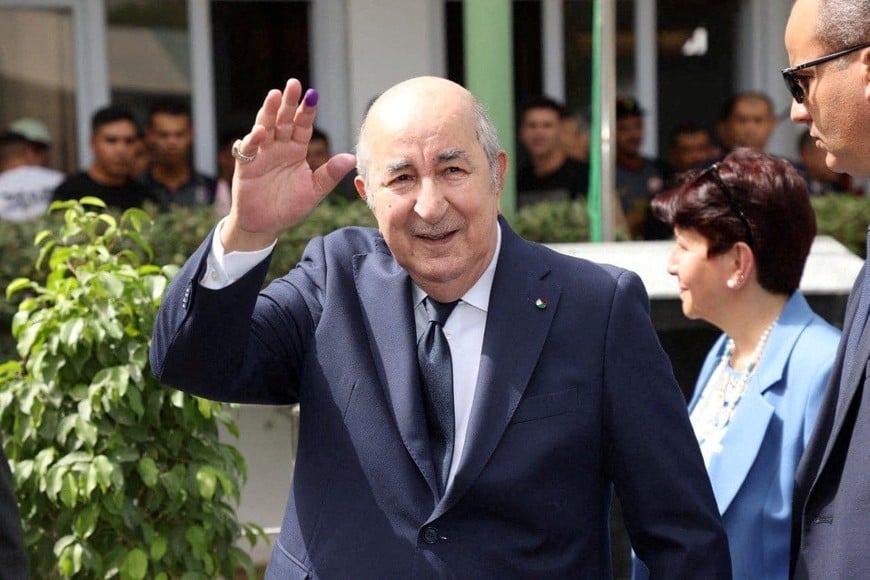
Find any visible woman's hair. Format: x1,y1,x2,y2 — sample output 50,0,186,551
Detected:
652,148,816,295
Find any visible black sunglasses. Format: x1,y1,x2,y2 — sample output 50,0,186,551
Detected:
704,163,755,249
781,41,870,103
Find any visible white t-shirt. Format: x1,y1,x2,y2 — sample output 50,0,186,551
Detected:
0,165,65,222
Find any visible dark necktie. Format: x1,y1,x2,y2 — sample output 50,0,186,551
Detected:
418,297,458,496
841,226,870,394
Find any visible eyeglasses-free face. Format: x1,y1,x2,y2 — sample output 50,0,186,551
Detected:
781,41,870,103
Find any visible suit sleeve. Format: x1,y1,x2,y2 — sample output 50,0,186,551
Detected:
150,229,325,404
602,270,731,579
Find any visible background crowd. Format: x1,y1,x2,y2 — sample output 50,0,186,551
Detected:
1,87,868,231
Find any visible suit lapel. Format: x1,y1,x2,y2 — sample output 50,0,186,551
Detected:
703,293,812,515
434,221,559,518
353,239,438,496
708,385,774,514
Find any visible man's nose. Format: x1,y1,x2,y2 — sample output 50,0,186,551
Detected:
790,100,811,123
414,178,448,223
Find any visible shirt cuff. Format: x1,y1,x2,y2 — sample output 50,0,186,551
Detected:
200,218,276,289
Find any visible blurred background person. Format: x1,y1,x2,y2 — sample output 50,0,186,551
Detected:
716,92,777,154
615,96,668,240
6,117,53,168
516,96,589,208
306,127,357,203
143,100,216,210
634,148,839,579
560,110,589,162
53,105,152,211
0,132,64,221
667,122,717,175
795,129,855,196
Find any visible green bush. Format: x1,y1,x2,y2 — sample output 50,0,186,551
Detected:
510,200,589,242
0,200,262,578
1,196,866,362
811,195,870,258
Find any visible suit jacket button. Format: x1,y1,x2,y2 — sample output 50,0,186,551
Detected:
422,526,439,544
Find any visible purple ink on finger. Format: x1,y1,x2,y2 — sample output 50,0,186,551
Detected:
304,89,319,107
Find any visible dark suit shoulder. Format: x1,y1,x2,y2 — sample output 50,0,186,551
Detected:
517,236,632,288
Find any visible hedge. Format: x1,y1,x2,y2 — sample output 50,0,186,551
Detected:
1,196,865,361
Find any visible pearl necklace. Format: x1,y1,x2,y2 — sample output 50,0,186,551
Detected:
691,317,779,458
723,319,776,375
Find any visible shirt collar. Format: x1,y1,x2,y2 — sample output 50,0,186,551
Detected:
412,222,502,313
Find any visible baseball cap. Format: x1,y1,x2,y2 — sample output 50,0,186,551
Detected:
7,117,52,145
616,96,645,119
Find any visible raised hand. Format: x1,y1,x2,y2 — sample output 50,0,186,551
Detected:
221,79,357,251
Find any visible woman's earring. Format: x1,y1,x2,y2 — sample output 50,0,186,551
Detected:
726,279,737,289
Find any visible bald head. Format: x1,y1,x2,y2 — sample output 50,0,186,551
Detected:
356,77,502,200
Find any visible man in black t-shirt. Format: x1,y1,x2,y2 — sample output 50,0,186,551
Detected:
142,100,216,211
516,96,589,209
54,106,152,211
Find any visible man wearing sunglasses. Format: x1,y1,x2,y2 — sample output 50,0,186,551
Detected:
784,1,870,578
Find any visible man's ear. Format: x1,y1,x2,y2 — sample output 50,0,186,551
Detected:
494,150,508,193
354,174,368,204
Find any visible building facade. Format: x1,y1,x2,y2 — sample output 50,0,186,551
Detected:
1,0,799,177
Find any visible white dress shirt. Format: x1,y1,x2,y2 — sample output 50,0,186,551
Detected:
201,219,502,492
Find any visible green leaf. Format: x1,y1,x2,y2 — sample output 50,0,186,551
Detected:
34,228,53,245
97,212,117,230
196,396,213,419
138,457,159,488
120,548,148,580
123,207,150,232
16,320,42,357
57,415,77,445
46,465,66,500
127,384,144,417
5,277,37,298
195,466,217,500
55,451,92,468
144,275,168,302
99,272,125,298
149,535,167,560
78,196,107,208
33,447,56,476
74,415,98,447
56,536,83,577
170,390,185,408
60,471,78,508
59,318,86,347
73,504,99,539
185,525,207,558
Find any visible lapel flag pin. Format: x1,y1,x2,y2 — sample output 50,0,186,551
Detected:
535,297,547,310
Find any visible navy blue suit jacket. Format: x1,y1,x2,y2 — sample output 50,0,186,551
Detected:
792,263,870,579
151,218,730,578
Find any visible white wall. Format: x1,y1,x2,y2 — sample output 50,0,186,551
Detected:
736,0,801,160
345,0,446,140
